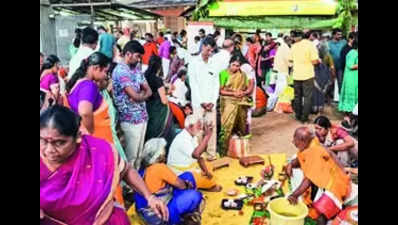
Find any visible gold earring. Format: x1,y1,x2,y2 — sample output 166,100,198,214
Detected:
76,131,82,143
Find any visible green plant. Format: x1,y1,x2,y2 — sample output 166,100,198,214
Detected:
336,0,358,34
193,0,220,21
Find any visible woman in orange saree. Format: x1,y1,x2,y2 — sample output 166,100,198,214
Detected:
63,52,125,206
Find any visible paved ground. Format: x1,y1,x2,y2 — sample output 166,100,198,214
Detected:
249,105,344,158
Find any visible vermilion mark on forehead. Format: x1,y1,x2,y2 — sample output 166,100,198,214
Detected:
40,136,67,142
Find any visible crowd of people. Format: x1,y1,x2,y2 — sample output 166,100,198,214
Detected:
40,25,358,225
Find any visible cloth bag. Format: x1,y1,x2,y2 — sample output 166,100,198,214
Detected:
227,135,250,159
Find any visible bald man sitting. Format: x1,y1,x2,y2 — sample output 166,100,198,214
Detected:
286,127,352,225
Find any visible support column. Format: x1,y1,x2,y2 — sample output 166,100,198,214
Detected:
90,0,95,26
40,0,57,55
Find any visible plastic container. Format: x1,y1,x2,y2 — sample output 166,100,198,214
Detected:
267,197,308,225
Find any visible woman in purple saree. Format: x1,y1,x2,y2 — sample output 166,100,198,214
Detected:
40,105,169,225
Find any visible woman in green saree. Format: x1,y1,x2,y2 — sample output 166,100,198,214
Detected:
338,39,358,123
144,55,179,150
219,55,253,156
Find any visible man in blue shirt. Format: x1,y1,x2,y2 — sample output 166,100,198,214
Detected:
98,26,116,60
328,29,347,93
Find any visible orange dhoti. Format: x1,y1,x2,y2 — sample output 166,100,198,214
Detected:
295,138,351,219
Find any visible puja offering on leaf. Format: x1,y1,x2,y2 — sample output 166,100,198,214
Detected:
235,176,254,185
261,156,275,180
260,180,281,195
221,199,244,210
254,202,267,211
246,183,258,190
237,194,253,200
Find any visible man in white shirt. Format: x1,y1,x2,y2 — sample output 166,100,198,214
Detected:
309,31,320,49
189,36,201,56
168,114,222,192
267,37,292,110
209,39,234,78
67,27,98,80
169,68,188,106
188,36,218,161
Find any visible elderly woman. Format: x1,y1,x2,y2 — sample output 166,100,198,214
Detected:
134,138,203,225
313,116,358,167
219,55,252,156
40,106,168,225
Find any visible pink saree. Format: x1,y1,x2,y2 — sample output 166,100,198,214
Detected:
40,135,130,225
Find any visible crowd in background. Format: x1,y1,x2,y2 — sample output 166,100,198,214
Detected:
40,25,358,225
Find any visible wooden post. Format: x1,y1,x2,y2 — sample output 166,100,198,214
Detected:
90,0,95,26
154,18,159,35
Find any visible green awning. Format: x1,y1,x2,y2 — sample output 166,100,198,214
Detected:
208,0,338,17
200,16,340,30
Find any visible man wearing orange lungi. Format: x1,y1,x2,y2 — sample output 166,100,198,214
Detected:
286,127,351,225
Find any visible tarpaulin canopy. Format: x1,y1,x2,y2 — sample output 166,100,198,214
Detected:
208,0,338,17
194,0,357,31
200,15,340,30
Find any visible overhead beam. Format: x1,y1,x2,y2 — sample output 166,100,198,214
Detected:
95,10,124,21
131,3,196,9
50,2,111,8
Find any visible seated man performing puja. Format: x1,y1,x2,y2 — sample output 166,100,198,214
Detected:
134,138,204,225
167,114,222,192
286,127,352,225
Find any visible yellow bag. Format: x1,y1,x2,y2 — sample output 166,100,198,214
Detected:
278,86,294,103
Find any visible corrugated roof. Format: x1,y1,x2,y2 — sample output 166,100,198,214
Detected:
127,0,197,9
48,0,161,21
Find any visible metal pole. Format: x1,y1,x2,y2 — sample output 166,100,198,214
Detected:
90,0,95,26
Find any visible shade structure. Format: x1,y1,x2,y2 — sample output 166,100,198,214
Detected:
49,0,161,21
200,15,340,30
194,0,356,30
208,0,338,17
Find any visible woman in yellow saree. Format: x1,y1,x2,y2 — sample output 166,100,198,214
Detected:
219,55,253,156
